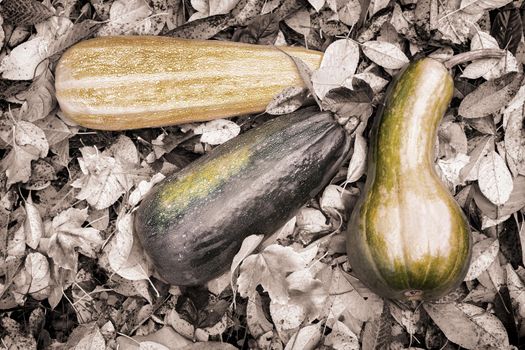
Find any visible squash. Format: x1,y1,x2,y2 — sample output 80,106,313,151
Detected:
134,108,350,285
345,58,472,301
55,36,323,130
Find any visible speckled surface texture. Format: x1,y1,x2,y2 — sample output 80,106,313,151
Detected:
55,36,323,130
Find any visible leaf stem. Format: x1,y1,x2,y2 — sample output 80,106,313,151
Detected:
444,49,506,69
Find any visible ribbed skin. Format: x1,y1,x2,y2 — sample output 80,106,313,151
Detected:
55,36,323,130
134,108,351,285
345,58,472,301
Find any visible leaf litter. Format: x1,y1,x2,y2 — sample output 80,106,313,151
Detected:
0,0,525,349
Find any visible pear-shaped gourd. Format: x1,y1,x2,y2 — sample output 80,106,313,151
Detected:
345,58,472,301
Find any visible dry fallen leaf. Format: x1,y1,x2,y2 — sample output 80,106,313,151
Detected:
108,212,151,280
477,151,513,205
459,72,523,119
71,146,133,210
44,207,103,271
464,236,499,281
24,195,44,249
246,293,273,340
324,320,359,350
193,119,241,145
460,0,513,15
0,120,49,185
237,244,306,303
311,39,360,99
424,302,509,349
462,31,517,80
506,264,525,319
284,324,321,350
361,40,409,70
97,0,153,36
266,87,309,115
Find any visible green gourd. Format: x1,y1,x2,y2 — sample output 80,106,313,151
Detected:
345,58,472,301
135,108,350,285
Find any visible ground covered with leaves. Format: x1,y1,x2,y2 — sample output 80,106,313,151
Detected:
0,0,525,349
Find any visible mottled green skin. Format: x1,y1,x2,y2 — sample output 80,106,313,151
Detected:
135,108,351,285
345,59,472,301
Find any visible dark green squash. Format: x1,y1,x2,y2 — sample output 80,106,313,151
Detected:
135,108,350,285
345,58,472,301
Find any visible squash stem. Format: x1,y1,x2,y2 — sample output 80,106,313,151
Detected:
444,49,506,69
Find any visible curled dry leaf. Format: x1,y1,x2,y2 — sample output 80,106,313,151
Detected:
128,173,166,208
506,264,525,319
24,195,44,249
193,119,241,145
436,153,470,190
74,325,106,350
108,212,150,280
503,88,525,177
464,236,499,281
295,207,331,235
481,214,510,229
345,119,369,184
35,114,73,148
0,37,49,80
308,0,325,12
233,12,280,44
166,14,233,40
361,40,409,70
477,151,513,205
230,234,265,291
323,267,382,323
321,80,374,120
270,301,306,343
459,135,494,182
230,0,265,27
71,145,140,210
353,71,389,94
320,184,358,220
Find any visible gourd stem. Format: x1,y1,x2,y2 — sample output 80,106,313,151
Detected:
444,49,506,69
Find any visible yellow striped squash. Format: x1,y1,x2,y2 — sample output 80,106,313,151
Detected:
55,36,323,130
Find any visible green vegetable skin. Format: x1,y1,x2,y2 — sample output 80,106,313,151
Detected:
135,109,350,285
345,58,472,301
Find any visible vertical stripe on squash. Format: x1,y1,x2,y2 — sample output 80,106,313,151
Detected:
345,58,472,301
55,36,323,130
